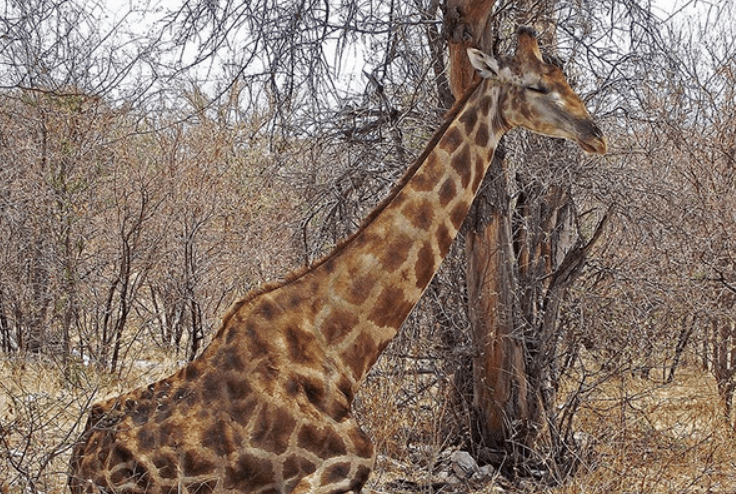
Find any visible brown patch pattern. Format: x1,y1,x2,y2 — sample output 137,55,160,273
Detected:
152,453,177,479
439,178,456,206
136,425,157,451
283,456,317,485
298,424,347,460
182,450,215,477
450,144,472,188
410,154,443,191
377,233,412,272
202,420,235,457
458,108,478,134
342,332,377,381
441,127,464,153
414,242,437,290
322,308,360,345
475,122,489,147
450,202,469,230
225,375,251,401
252,406,296,455
322,462,351,485
404,199,435,230
478,95,493,116
347,428,374,459
345,274,376,306
224,453,276,491
221,346,244,372
436,223,454,257
285,325,321,367
369,286,413,329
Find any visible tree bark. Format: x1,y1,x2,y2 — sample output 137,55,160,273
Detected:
465,151,530,454
444,0,530,458
444,1,600,466
444,0,495,99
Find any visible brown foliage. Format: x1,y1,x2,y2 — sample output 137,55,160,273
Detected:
1,0,736,492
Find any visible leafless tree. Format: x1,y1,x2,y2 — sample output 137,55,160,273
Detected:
2,0,736,491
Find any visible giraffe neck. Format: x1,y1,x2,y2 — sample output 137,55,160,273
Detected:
210,81,507,397
303,80,507,388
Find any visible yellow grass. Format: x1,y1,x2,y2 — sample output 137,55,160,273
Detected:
1,354,735,494
0,354,181,494
546,368,736,494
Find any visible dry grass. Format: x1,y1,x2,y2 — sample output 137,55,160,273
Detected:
2,353,735,494
546,368,736,494
1,356,90,494
359,362,736,494
0,354,181,494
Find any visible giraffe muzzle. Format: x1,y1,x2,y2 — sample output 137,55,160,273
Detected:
578,122,607,155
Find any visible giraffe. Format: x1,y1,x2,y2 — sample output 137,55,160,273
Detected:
68,26,606,494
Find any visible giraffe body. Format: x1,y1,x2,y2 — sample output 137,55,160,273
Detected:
69,27,606,494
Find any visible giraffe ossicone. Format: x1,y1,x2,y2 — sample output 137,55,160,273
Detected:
69,26,606,494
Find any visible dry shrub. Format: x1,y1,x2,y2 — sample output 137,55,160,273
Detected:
0,357,95,494
0,348,200,494
549,367,736,494
353,342,736,494
4,350,734,494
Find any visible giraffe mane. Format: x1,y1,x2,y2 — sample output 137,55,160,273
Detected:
219,80,484,332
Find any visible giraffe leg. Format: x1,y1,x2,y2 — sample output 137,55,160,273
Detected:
289,456,373,494
288,418,375,494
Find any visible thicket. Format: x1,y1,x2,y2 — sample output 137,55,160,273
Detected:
1,0,735,492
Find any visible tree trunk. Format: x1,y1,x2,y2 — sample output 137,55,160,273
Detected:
0,288,12,352
445,0,531,459
465,151,530,455
444,1,600,468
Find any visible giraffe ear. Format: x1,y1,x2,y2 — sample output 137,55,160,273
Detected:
467,48,500,80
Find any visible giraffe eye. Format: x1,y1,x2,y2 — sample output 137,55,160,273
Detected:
527,85,549,94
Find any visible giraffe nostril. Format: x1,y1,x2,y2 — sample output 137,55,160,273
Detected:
575,121,607,154
587,123,606,141
581,121,605,142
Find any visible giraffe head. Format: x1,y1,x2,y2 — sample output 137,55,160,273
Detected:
467,26,607,155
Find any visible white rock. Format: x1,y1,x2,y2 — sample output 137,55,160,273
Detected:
473,464,496,481
451,451,478,478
